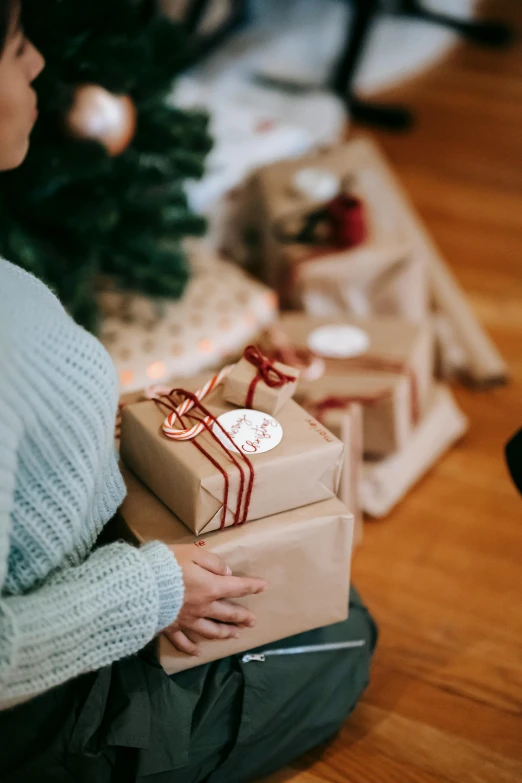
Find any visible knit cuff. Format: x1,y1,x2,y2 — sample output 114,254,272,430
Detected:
140,541,184,633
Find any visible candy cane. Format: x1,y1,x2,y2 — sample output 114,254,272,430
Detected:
159,364,235,441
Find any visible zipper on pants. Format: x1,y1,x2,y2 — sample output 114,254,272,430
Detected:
241,639,367,663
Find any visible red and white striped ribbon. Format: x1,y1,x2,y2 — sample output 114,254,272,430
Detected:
154,364,234,441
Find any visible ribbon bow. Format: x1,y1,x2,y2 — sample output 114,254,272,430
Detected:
243,345,297,408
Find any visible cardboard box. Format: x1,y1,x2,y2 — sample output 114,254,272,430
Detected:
121,381,344,535
223,348,299,415
120,469,354,673
244,142,427,321
313,402,363,547
361,384,468,517
264,313,433,457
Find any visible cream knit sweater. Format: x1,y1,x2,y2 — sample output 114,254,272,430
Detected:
0,260,184,710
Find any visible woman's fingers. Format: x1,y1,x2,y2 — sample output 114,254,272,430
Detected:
190,618,241,641
218,575,268,600
195,549,232,577
207,600,257,627
164,627,199,656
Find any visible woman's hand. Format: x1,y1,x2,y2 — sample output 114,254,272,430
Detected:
163,544,268,656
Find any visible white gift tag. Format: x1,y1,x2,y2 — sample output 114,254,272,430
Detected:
213,409,283,455
292,167,340,202
308,325,370,359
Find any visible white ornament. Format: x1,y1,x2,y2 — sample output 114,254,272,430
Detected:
308,324,370,359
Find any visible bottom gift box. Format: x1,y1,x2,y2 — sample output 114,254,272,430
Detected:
360,384,468,518
120,468,354,673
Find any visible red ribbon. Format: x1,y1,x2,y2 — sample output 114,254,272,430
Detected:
326,194,367,249
320,355,420,426
153,390,255,529
265,337,420,426
275,194,367,307
306,389,393,420
243,345,297,409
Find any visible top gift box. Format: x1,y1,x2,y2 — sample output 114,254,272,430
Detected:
120,376,344,536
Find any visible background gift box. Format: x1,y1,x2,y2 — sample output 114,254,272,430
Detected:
264,313,434,457
237,141,428,322
312,402,364,547
361,384,468,518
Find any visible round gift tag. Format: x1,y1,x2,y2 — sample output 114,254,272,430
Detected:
292,167,340,202
308,324,370,359
213,409,283,455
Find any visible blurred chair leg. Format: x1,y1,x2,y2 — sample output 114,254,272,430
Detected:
330,0,414,132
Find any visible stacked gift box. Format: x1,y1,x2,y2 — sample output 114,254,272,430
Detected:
119,349,357,672
232,136,507,386
215,135,509,520
259,314,467,519
117,135,506,673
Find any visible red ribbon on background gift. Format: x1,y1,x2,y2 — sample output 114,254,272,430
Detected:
327,193,367,249
263,328,420,427
306,388,394,420
262,327,326,382
243,345,298,409
273,178,368,306
152,389,255,529
323,354,421,427
274,185,367,251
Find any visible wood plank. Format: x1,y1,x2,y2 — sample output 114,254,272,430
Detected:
337,704,522,783
364,663,522,761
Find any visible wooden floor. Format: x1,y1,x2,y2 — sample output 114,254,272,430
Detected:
261,1,522,782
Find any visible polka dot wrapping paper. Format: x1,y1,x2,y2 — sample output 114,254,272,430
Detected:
99,243,278,394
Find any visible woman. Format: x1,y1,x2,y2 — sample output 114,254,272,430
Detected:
0,2,377,781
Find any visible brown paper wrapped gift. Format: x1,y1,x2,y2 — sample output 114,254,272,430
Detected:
263,313,433,458
242,143,427,321
361,384,468,518
119,468,354,674
120,380,344,535
222,346,299,416
319,402,363,547
296,242,426,324
241,137,506,386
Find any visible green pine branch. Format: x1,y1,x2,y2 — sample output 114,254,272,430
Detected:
0,0,211,331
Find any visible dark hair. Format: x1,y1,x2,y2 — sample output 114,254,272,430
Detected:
0,0,16,54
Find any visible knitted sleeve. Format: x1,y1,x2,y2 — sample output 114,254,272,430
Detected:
0,330,184,710
0,539,184,710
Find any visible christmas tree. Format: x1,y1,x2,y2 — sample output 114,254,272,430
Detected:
0,0,212,331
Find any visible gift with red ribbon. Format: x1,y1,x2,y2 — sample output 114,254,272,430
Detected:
120,372,345,536
261,313,434,458
239,141,427,317
223,345,300,416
